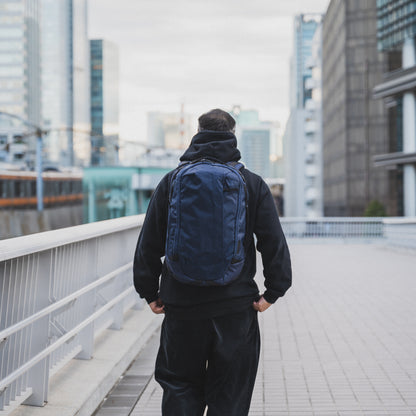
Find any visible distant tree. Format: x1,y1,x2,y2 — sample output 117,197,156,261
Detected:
364,200,386,217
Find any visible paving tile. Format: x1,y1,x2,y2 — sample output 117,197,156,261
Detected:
128,245,416,415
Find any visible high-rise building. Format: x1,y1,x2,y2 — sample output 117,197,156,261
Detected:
41,0,72,166
231,107,275,179
321,0,390,216
240,127,271,178
305,25,324,217
90,39,119,166
373,0,416,217
291,14,322,109
0,0,41,166
71,0,90,167
41,0,90,168
147,110,194,150
284,14,323,217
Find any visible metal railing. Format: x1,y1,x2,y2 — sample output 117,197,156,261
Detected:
383,217,416,249
280,217,416,247
0,215,144,413
280,217,385,240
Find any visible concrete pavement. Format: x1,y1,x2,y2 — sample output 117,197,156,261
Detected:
131,243,416,415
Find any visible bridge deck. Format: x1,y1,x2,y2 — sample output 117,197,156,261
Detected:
126,243,416,416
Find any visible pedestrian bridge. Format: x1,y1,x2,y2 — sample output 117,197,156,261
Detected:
1,216,416,416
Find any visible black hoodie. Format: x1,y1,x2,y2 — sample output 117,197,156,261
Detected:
133,130,292,319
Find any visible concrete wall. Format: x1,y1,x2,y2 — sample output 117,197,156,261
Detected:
322,0,390,216
0,205,83,239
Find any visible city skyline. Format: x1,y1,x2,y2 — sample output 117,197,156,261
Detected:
88,0,330,141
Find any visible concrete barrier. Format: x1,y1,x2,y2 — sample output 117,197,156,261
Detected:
0,206,83,240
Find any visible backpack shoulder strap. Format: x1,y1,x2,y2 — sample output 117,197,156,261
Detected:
168,161,191,201
227,161,244,171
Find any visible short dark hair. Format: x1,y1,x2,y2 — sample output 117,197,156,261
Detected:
198,109,236,132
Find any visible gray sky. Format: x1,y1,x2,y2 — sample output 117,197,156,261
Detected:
88,0,329,141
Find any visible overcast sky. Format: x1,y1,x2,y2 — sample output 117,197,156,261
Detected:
88,0,330,142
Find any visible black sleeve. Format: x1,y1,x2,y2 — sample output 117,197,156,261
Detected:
254,179,292,303
133,174,169,303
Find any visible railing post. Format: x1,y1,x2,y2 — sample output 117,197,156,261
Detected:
0,261,9,411
109,244,125,331
76,324,95,360
75,241,98,361
23,252,51,406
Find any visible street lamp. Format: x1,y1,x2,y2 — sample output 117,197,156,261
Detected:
0,111,46,211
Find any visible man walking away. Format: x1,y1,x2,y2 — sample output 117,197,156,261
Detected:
133,108,292,416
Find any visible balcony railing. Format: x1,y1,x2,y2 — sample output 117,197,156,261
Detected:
281,217,416,248
0,215,144,413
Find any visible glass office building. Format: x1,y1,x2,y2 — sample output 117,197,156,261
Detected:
41,0,72,166
377,0,416,50
41,0,91,168
90,39,119,166
240,128,271,179
373,0,416,216
72,0,91,167
0,0,41,167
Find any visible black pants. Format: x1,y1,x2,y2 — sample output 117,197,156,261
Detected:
155,307,260,416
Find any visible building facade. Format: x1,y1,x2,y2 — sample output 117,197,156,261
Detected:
146,110,194,150
71,0,91,167
283,109,307,216
291,14,322,109
41,0,90,168
239,127,271,178
0,0,41,166
322,0,390,216
41,0,72,167
373,0,416,217
0,0,92,169
284,14,323,217
231,107,276,179
90,39,119,166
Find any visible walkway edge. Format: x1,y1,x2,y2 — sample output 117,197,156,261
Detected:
8,307,163,416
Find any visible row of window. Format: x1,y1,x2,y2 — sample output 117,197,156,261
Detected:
0,179,82,199
378,23,416,49
377,1,416,51
378,13,416,31
377,0,414,13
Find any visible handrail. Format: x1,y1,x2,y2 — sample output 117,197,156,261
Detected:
0,216,143,411
0,262,132,341
0,287,135,392
0,214,144,262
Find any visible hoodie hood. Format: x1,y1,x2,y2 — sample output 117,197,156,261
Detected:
180,130,241,163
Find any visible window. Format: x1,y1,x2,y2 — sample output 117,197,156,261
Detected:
15,180,22,197
30,180,36,197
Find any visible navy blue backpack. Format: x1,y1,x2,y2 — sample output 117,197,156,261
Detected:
165,159,247,286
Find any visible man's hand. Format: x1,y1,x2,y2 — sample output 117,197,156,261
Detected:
253,296,272,313
149,298,165,314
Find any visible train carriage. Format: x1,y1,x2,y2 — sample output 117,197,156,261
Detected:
0,170,83,209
